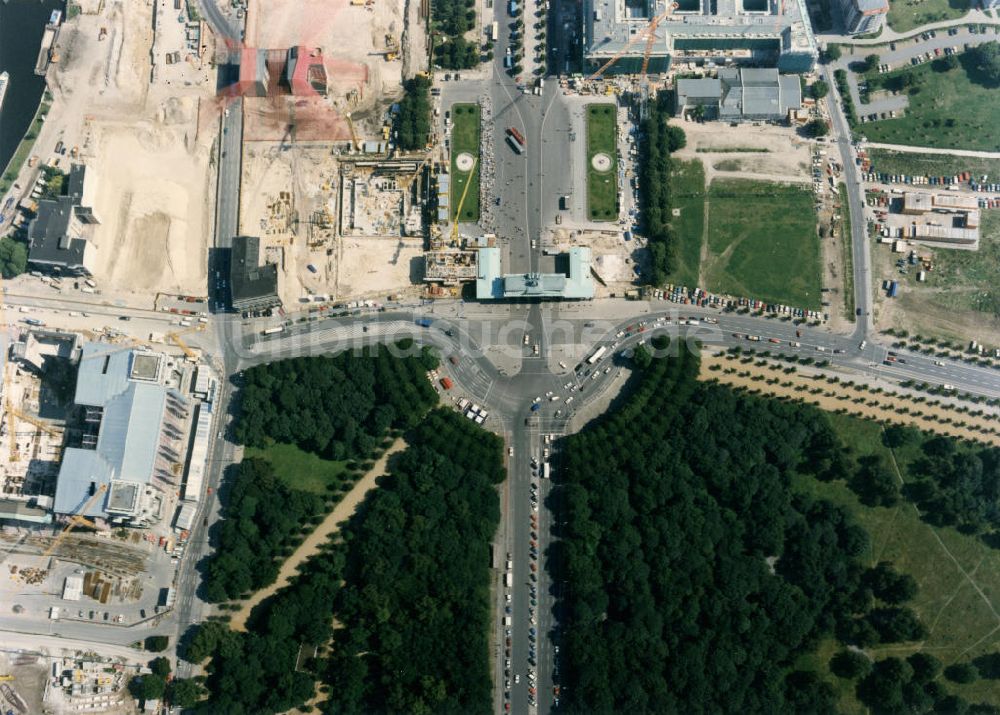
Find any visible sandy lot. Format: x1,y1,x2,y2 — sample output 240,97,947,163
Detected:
337,237,423,300
90,118,210,295
247,0,406,135
673,120,813,185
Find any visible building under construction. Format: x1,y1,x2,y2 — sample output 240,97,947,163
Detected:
584,0,818,74
52,344,192,527
338,159,425,237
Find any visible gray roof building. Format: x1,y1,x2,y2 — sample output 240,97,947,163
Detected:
53,344,189,524
584,0,817,74
230,235,280,311
837,0,888,35
476,247,594,300
27,164,100,276
675,67,800,121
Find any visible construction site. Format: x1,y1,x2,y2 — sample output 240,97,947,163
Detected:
0,323,217,636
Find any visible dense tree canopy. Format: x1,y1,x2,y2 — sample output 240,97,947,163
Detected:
190,402,502,715
554,337,926,712
203,457,325,602
235,343,438,459
971,41,1000,85
639,96,685,285
396,78,434,151
0,237,27,279
323,408,503,714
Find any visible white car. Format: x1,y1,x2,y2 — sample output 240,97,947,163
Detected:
508,447,514,456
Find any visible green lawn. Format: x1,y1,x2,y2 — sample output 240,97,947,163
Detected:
243,442,347,495
861,55,1000,152
894,211,1000,318
867,148,1000,183
449,103,480,223
887,0,970,33
585,103,618,222
703,179,822,309
667,159,706,289
838,183,856,320
791,413,1000,711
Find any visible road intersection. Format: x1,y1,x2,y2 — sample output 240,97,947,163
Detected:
11,0,989,708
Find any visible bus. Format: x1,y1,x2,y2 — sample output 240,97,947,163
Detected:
489,20,499,41
586,345,607,364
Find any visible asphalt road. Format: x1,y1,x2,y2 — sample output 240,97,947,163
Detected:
22,1,989,704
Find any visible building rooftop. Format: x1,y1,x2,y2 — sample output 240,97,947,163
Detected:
230,235,279,309
476,247,594,300
585,0,817,71
677,67,800,119
53,344,181,522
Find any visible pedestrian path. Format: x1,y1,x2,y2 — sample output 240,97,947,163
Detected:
228,437,408,632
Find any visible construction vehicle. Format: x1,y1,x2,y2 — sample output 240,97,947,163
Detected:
42,484,108,560
0,674,12,682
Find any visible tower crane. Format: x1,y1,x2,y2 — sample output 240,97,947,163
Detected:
587,8,673,81
42,484,108,560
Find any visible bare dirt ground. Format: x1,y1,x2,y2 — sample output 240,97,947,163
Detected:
30,0,217,299
246,0,406,137
336,237,423,300
90,119,210,295
700,351,1000,446
229,437,408,632
870,238,1000,347
672,120,814,186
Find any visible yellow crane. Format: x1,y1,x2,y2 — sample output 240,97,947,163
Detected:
0,266,17,463
400,153,434,190
11,409,63,439
450,156,478,243
42,484,108,560
345,113,360,152
166,323,206,360
587,8,672,81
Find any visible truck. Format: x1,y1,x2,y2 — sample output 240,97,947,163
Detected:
416,317,433,328
84,279,97,288
261,326,284,335
505,573,513,588
440,377,454,390
508,0,517,14
542,462,550,480
586,345,607,364
887,281,899,298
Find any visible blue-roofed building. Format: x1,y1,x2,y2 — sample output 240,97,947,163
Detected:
53,344,190,525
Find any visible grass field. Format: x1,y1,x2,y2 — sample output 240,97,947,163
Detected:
585,104,618,222
862,55,1000,152
449,103,481,223
703,179,822,309
667,159,706,288
886,0,970,33
791,413,1000,711
244,442,347,495
867,148,1000,182
838,183,856,320
894,211,1000,317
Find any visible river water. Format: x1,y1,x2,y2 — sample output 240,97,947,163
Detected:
0,0,65,175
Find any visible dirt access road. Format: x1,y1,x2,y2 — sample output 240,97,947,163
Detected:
229,438,408,631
